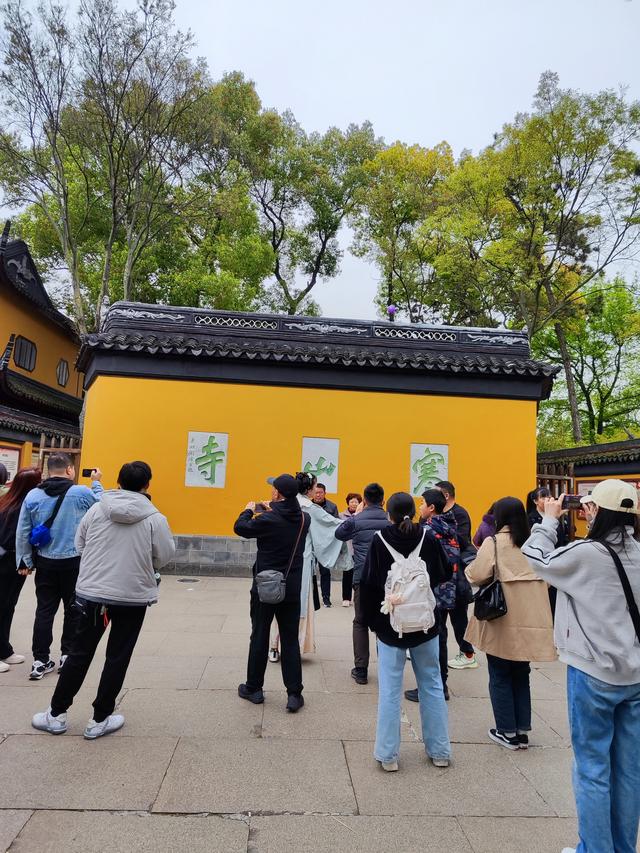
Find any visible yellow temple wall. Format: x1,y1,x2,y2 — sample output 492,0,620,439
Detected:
80,375,538,536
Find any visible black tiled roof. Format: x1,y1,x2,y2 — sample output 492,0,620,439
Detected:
0,403,80,440
81,329,557,381
538,439,640,466
77,302,558,397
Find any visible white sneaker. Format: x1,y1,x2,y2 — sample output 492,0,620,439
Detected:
380,760,398,772
448,653,478,670
58,655,68,673
268,648,280,663
29,660,55,680
32,707,67,734
342,600,351,607
431,757,450,768
84,714,125,739
0,661,9,673
3,653,25,665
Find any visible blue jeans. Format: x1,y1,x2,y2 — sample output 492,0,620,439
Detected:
568,665,640,853
375,637,451,763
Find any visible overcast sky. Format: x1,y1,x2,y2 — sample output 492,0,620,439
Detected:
178,1,639,319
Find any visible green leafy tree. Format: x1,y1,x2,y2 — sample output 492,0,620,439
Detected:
535,279,640,447
351,141,453,322
247,117,383,314
421,73,640,441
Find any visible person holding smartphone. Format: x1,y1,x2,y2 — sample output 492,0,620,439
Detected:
522,480,640,853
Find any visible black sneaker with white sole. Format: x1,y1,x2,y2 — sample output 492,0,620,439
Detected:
488,728,520,750
29,660,56,681
517,734,529,749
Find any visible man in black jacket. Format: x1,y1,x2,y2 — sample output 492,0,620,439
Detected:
335,482,388,685
435,480,478,671
234,474,310,712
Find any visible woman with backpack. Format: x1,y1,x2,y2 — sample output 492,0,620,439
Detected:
522,480,640,853
0,467,42,672
465,497,555,750
360,492,452,771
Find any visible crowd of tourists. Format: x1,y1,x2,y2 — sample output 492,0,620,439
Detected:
0,453,639,853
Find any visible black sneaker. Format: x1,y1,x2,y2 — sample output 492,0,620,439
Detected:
351,667,368,685
323,600,332,608
404,686,449,702
517,734,529,749
29,660,55,681
237,683,264,704
488,728,520,750
286,693,304,713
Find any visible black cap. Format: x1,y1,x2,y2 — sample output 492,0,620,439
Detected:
267,474,298,499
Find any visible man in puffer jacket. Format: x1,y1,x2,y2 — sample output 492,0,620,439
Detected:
32,461,175,740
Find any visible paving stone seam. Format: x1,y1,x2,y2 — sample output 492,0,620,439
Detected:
149,737,181,814
5,808,35,853
0,805,568,818
505,751,564,818
340,739,361,817
453,815,476,853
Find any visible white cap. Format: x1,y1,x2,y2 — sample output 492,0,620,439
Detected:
580,479,639,514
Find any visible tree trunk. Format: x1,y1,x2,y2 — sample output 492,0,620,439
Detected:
553,320,583,443
97,235,115,327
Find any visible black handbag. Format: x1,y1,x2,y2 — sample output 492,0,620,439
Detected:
473,535,508,621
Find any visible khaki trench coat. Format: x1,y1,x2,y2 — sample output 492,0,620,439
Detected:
464,528,556,663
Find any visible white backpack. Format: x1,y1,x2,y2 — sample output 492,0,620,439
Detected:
377,530,436,638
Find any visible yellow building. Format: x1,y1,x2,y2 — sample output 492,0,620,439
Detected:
0,226,82,479
78,302,556,573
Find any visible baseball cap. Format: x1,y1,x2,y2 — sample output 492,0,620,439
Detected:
267,474,298,499
580,479,639,514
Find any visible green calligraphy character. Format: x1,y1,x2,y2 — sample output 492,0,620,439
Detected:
195,436,226,483
412,448,446,494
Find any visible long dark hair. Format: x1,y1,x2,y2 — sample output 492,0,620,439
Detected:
295,471,317,496
0,467,42,516
525,487,550,516
588,508,640,545
387,492,420,536
493,496,531,548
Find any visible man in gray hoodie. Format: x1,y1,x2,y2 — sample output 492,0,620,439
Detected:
32,461,175,739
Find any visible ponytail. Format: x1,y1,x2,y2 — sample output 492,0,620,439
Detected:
295,471,317,495
387,492,420,537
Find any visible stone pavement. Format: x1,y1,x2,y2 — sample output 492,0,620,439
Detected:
0,576,583,852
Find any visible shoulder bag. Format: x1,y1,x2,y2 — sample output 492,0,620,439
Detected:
255,514,306,605
473,535,508,621
29,484,73,549
601,542,640,643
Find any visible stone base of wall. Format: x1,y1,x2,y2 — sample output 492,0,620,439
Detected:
160,535,257,578
161,535,344,579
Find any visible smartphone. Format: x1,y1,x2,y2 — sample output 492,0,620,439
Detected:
254,502,269,512
81,468,95,478
562,494,583,511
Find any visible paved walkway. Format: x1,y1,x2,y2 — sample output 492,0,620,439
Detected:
0,576,581,852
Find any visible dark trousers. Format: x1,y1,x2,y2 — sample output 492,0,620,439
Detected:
51,600,146,722
246,587,302,694
342,569,353,602
487,654,532,733
0,566,26,659
318,564,331,604
437,608,449,686
352,584,370,669
32,565,79,663
440,600,474,660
